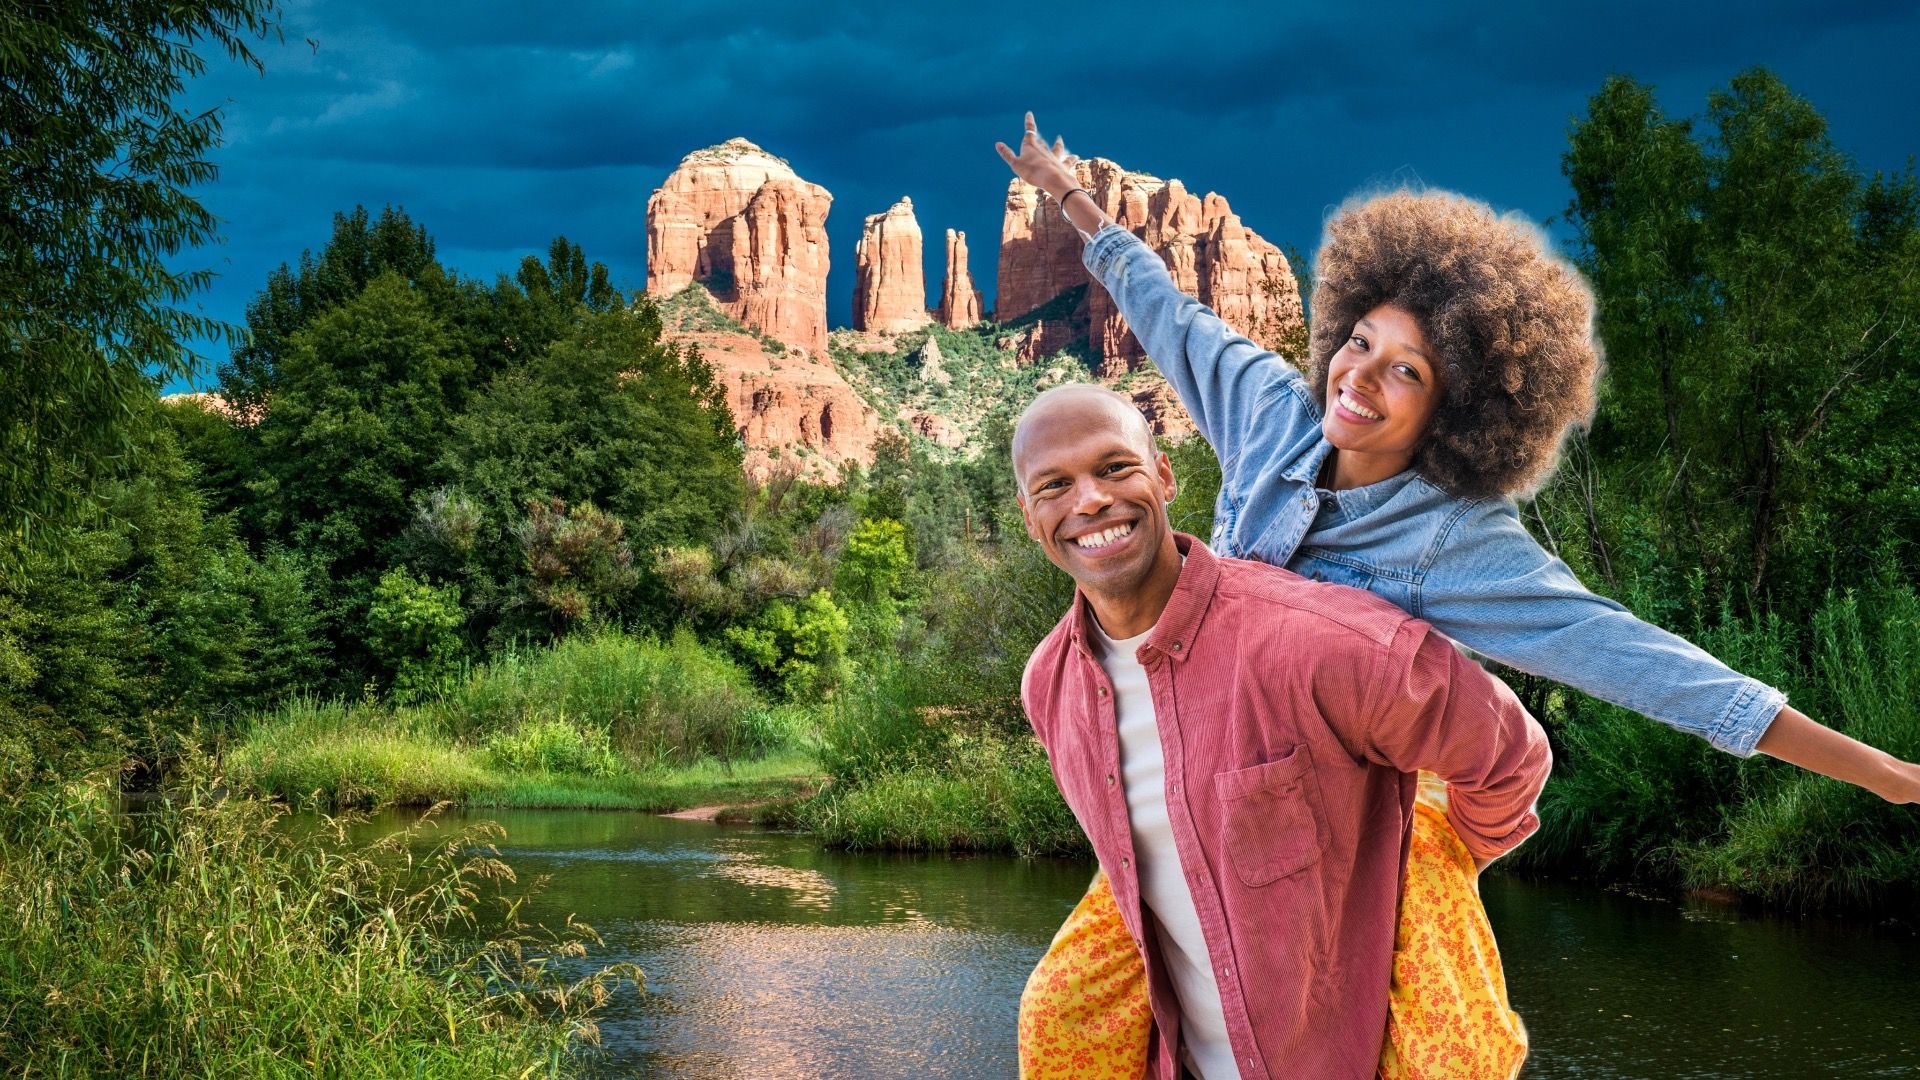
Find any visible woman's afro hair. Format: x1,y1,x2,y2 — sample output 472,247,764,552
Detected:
1308,189,1602,500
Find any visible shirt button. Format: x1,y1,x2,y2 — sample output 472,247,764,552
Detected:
1171,642,1182,652
1222,966,1233,978
1106,773,1116,787
1121,857,1131,870
1171,784,1180,795
1097,686,1108,697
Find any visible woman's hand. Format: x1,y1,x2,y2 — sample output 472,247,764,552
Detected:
996,111,1080,199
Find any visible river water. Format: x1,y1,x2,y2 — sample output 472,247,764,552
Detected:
359,807,1918,1078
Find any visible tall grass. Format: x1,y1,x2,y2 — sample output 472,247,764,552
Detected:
802,733,1086,857
800,658,1087,857
228,629,817,811
226,697,495,808
0,760,637,1078
1513,575,1920,912
434,629,773,765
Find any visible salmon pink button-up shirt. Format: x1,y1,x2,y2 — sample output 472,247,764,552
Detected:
1021,535,1551,1080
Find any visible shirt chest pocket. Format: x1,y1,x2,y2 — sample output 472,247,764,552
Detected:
1212,745,1330,887
1291,551,1376,593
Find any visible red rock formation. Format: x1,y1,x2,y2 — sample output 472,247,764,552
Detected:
673,327,884,480
646,138,832,355
996,158,1303,376
160,391,259,426
1129,373,1197,441
908,411,964,447
936,229,982,330
852,197,930,334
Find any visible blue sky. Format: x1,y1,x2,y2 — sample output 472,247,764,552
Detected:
164,0,1920,391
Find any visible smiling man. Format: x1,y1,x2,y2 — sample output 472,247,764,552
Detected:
1013,384,1551,1080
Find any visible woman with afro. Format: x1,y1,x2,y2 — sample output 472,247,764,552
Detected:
998,113,1920,1080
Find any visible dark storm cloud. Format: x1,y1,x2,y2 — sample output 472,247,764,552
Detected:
165,0,1920,391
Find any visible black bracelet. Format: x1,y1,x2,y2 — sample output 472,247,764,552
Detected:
1056,187,1092,217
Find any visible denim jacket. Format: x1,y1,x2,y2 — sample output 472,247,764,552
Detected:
1083,224,1785,756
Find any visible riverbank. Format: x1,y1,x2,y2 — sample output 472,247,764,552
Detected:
227,702,821,814
0,763,636,1078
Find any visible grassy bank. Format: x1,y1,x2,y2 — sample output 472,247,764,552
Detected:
226,629,821,813
0,762,635,1078
228,699,818,811
792,733,1087,857
777,651,1088,858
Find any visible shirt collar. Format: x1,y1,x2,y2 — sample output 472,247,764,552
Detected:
1066,533,1218,666
1283,436,1336,485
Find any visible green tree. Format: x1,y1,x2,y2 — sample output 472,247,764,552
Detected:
863,431,912,524
722,589,851,700
0,413,325,780
1563,69,1920,614
836,518,911,648
249,272,472,657
440,297,745,633
1,0,277,567
220,206,451,415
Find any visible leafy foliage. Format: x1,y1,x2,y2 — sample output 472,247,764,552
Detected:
1563,69,1920,614
366,567,465,704
723,589,852,700
1,0,276,565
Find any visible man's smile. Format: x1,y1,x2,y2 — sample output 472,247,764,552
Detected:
1068,520,1136,551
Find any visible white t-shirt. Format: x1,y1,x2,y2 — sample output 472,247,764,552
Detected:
1091,617,1238,1080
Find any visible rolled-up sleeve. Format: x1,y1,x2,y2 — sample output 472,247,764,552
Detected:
1359,620,1552,862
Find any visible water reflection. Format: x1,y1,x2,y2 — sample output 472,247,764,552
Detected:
1485,876,1919,1078
354,808,1920,1079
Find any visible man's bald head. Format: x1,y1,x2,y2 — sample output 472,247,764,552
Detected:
1011,384,1158,487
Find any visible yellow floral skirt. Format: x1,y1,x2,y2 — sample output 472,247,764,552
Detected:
1016,776,1527,1080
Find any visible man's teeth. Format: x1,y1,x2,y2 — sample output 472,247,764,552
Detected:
1074,523,1134,548
1340,389,1382,420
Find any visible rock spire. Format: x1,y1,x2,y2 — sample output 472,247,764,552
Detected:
851,197,931,334
936,228,983,329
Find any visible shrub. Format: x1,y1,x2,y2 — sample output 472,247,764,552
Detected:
367,567,467,704
722,589,851,700
442,629,769,765
483,716,623,778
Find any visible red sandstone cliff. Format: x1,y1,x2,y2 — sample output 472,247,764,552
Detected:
936,228,983,330
646,138,832,356
996,158,1303,378
675,328,882,481
851,197,931,334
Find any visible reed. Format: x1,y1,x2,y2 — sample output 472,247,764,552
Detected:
0,758,637,1078
1515,575,1920,912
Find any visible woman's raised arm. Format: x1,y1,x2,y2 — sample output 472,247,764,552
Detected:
996,113,1312,468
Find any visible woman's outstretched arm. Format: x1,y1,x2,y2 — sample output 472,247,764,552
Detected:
1755,708,1920,803
994,111,1114,239
1422,498,1920,804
